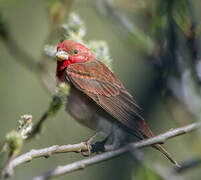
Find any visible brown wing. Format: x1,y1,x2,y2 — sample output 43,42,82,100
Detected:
66,60,146,137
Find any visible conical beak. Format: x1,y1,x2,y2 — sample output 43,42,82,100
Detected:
56,50,69,61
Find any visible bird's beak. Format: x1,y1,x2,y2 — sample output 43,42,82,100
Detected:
56,50,69,61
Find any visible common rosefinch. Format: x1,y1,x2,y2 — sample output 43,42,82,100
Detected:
56,40,178,166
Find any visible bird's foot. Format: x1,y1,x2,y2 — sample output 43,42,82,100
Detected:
91,135,110,154
81,132,98,157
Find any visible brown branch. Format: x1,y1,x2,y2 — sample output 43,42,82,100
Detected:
0,116,32,178
92,0,154,53
31,122,200,180
2,32,40,73
27,83,69,141
173,157,201,173
153,163,184,180
4,142,88,177
4,122,199,180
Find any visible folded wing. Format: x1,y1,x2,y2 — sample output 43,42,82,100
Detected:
66,60,146,138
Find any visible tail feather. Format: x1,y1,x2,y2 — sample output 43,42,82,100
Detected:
153,144,180,167
138,120,180,167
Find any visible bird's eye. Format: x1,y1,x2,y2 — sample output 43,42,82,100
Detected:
73,49,78,54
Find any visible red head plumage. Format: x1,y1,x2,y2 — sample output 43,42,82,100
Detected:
56,40,95,78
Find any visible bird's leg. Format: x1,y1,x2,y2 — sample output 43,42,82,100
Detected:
91,133,111,154
81,132,98,157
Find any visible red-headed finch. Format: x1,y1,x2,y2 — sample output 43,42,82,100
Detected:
56,40,179,166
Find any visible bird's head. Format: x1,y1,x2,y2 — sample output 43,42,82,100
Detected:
56,40,95,72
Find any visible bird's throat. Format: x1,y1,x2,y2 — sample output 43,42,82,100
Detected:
56,60,70,79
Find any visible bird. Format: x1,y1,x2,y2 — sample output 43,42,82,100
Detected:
55,39,179,166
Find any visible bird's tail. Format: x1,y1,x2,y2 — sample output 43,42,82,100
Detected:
138,120,180,167
153,143,180,167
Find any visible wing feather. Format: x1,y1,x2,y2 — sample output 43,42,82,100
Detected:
66,60,144,136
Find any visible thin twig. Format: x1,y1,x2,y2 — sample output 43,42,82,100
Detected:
153,163,184,180
2,33,40,73
27,83,69,140
92,0,154,53
4,142,88,177
33,148,126,180
185,0,201,85
173,157,201,173
0,115,32,156
0,143,8,155
8,122,198,180
26,111,49,141
0,116,33,178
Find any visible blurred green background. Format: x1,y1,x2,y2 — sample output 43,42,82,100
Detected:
1,0,201,180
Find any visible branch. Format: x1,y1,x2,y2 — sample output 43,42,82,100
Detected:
153,163,184,180
92,0,154,54
1,32,40,73
173,157,201,173
6,122,198,180
26,83,70,141
0,115,33,178
4,142,88,177
153,157,201,180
